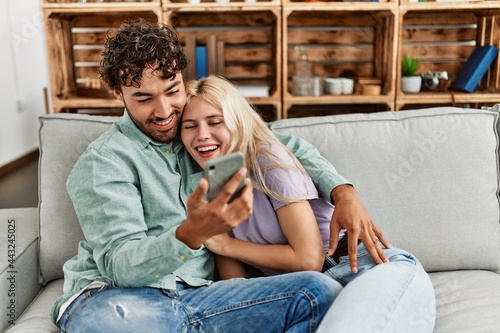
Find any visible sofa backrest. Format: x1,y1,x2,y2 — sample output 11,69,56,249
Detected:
270,107,500,273
38,114,117,284
37,107,500,284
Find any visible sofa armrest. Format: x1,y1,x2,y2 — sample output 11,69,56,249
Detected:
0,208,42,332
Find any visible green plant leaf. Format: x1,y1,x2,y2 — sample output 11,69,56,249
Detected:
402,54,420,77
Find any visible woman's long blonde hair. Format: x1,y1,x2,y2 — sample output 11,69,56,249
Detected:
185,75,308,202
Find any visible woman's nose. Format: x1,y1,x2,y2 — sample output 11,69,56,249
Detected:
197,124,211,141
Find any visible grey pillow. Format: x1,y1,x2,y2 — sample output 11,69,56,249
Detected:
38,113,117,284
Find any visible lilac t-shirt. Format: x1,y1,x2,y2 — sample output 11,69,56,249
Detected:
230,143,340,276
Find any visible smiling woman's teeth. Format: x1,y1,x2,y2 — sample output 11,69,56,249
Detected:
197,145,217,152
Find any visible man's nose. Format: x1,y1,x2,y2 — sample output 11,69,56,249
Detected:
155,98,172,117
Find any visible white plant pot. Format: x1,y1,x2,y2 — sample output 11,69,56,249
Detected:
401,76,422,93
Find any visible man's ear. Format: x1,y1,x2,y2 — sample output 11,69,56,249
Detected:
113,89,122,101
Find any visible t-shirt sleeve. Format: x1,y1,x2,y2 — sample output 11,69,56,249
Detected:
257,144,320,211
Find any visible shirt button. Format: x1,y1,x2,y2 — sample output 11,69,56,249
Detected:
179,255,186,261
165,149,171,154
154,273,161,279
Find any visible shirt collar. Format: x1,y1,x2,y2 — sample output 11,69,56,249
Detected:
116,109,182,152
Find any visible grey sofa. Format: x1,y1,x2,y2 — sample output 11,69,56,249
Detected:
2,107,500,332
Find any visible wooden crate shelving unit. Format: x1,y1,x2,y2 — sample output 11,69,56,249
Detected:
42,0,500,118
163,4,282,119
282,4,399,118
396,0,500,110
42,0,162,114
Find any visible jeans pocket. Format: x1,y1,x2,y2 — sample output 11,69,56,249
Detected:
60,285,109,329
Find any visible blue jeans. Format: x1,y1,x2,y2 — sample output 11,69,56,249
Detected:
59,271,342,333
318,244,436,333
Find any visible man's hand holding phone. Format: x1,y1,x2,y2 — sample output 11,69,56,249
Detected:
177,154,253,250
205,152,247,202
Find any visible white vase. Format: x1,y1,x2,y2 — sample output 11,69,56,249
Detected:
401,76,422,93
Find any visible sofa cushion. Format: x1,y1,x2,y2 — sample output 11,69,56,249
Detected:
38,114,117,283
4,279,63,333
429,270,500,333
270,107,500,273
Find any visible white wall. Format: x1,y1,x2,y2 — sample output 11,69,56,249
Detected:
0,0,48,167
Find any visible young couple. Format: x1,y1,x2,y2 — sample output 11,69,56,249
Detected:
53,18,435,332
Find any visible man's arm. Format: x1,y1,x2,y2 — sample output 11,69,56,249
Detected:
69,149,253,287
274,131,390,273
67,149,198,287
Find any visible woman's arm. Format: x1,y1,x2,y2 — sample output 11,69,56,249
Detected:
206,200,324,274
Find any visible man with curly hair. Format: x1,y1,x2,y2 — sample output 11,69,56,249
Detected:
52,18,393,332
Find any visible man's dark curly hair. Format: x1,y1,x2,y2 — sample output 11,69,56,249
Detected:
99,18,188,90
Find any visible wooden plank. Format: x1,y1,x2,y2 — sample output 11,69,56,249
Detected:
172,11,275,27
72,31,108,45
402,27,477,43
179,29,272,45
224,63,271,79
206,35,217,75
302,45,374,62
73,49,103,62
402,44,475,60
216,41,225,75
287,63,375,79
45,14,75,99
287,29,375,45
417,62,465,74
184,34,197,82
287,12,379,27
225,46,272,62
403,12,478,26
75,67,101,80
72,13,157,28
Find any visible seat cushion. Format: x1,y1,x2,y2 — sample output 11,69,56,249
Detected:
430,270,500,333
270,107,500,273
4,279,63,333
38,114,117,283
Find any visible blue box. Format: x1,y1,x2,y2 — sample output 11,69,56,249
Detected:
453,45,499,93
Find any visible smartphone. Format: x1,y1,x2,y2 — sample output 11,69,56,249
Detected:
204,152,246,202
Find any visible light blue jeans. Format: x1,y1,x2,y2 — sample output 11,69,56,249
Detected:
58,271,342,333
318,244,436,333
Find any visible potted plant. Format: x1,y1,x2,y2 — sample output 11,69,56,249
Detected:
401,54,421,93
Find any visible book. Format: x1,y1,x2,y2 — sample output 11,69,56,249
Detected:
196,45,207,79
453,45,499,93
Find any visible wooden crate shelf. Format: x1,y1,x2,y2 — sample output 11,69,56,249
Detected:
282,8,398,115
43,7,161,113
165,8,282,116
396,7,500,110
41,0,500,117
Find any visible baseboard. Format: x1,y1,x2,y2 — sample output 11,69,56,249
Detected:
0,149,39,178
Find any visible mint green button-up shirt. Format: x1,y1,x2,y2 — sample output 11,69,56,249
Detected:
51,112,350,322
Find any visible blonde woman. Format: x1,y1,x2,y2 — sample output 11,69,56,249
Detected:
181,75,436,333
